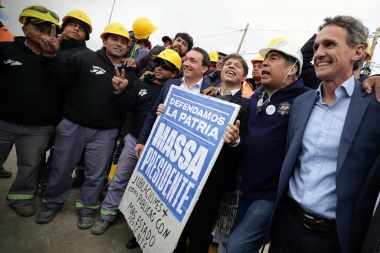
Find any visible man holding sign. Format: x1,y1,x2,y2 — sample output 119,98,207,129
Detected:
131,50,250,253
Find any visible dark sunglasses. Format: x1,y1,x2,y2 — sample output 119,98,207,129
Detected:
155,59,176,71
23,5,59,22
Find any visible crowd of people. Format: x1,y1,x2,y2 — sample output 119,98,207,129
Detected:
1,3,380,253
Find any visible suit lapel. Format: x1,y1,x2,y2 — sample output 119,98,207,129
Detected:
337,82,369,174
292,91,317,142
200,79,210,93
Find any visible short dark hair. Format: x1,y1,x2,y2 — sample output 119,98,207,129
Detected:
175,32,194,51
222,53,249,76
318,15,368,71
191,47,210,67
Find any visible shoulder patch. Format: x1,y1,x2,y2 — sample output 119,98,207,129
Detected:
277,102,291,116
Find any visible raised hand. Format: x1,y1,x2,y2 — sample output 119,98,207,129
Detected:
122,58,137,69
112,67,128,94
362,76,380,103
40,24,65,55
203,86,218,97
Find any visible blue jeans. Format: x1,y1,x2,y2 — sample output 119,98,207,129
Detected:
226,197,274,253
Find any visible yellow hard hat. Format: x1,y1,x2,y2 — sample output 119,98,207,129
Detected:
251,55,264,65
19,5,61,28
155,49,182,72
208,51,218,62
63,10,92,33
365,38,372,62
132,18,158,39
100,22,131,45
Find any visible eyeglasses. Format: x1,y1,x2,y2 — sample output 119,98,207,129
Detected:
156,59,176,71
23,5,59,22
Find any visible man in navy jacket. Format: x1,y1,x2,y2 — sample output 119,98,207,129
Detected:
35,22,137,229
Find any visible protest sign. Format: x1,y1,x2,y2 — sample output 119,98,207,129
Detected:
119,86,240,252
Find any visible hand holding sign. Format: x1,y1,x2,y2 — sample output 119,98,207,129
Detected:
223,120,240,145
156,103,165,115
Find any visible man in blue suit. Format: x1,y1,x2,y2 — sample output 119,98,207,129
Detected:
126,46,210,249
135,47,212,154
269,15,380,253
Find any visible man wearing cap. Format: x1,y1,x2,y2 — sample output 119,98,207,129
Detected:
38,9,93,192
269,16,380,253
127,32,194,78
226,39,310,253
0,5,64,217
126,17,158,62
91,49,181,236
34,22,137,229
162,35,172,48
241,56,263,97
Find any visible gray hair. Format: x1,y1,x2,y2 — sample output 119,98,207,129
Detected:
319,15,369,71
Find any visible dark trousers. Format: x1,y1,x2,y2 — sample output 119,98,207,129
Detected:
269,197,340,253
361,203,380,253
173,192,222,253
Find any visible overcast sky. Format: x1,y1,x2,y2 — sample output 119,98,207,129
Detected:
2,0,380,76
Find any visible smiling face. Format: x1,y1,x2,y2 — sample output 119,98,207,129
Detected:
206,61,217,75
261,51,297,93
221,57,247,87
182,50,208,80
216,54,225,72
63,21,86,41
313,24,364,86
103,34,128,62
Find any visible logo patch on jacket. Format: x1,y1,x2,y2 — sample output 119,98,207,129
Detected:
277,102,291,115
4,59,22,66
138,89,147,97
90,65,106,75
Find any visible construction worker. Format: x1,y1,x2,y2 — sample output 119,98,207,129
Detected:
162,35,172,48
126,32,194,78
91,49,181,238
38,9,93,191
35,22,137,229
241,55,263,97
206,50,218,75
126,17,158,61
0,5,64,217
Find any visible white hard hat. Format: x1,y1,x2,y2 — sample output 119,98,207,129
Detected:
259,38,303,76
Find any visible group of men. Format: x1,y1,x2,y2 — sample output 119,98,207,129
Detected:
1,4,380,253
